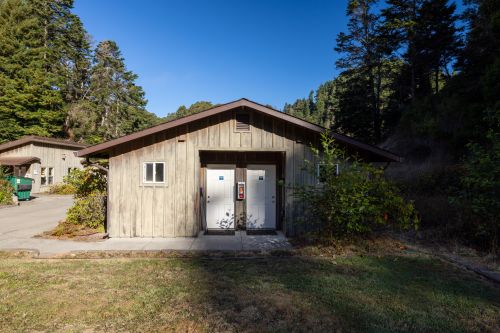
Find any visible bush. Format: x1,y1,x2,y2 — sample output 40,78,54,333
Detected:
64,166,107,230
64,167,107,198
451,109,500,253
48,183,76,195
0,179,14,205
66,193,106,229
294,133,419,240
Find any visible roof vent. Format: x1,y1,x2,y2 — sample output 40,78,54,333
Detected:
235,113,250,132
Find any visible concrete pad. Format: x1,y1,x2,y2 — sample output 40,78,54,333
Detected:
0,195,292,256
190,231,244,251
241,231,292,251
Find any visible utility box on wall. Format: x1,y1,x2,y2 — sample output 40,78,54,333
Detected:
237,181,245,200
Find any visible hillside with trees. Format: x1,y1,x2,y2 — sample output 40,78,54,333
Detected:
0,0,159,144
286,0,499,252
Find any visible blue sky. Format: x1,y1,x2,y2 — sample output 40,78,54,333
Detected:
73,0,348,117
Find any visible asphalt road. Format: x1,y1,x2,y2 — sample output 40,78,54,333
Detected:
0,195,73,241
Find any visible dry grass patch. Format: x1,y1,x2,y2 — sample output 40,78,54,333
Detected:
35,220,106,241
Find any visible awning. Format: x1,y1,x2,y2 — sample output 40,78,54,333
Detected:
0,156,40,166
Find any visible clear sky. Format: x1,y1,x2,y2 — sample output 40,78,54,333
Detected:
73,0,348,117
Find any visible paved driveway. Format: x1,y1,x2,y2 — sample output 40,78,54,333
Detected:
0,195,73,241
0,195,291,257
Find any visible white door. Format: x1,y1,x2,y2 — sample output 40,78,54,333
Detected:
206,165,235,230
246,164,276,229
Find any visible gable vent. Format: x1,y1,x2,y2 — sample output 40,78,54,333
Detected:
235,113,250,131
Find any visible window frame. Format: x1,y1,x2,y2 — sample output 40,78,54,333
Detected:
142,161,166,186
41,167,47,186
316,163,339,184
48,167,54,185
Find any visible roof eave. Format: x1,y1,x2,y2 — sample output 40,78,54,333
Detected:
75,98,402,163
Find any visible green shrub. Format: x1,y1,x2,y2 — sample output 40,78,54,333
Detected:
64,166,107,230
66,193,106,229
451,109,500,253
48,183,76,195
0,179,14,205
64,167,107,198
294,133,419,240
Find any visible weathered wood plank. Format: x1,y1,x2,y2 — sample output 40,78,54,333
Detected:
175,126,187,236
284,123,295,235
141,135,155,237
153,132,166,237
251,112,262,148
164,132,176,237
219,112,230,147
185,125,196,236
208,115,220,148
263,115,274,149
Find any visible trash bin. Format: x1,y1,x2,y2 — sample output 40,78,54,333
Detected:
5,176,33,201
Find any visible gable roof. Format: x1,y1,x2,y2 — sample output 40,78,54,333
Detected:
0,136,88,153
76,98,401,162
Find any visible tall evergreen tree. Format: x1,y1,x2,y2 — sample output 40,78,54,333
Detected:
415,0,460,94
0,0,91,142
382,0,460,97
335,0,392,143
67,41,158,143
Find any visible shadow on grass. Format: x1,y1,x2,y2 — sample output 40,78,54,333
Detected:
143,255,500,333
2,255,499,332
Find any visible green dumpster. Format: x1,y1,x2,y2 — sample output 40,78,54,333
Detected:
5,176,33,201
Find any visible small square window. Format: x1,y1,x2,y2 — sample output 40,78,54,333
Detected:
143,162,165,184
317,163,339,183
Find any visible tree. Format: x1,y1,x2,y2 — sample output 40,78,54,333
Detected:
415,0,460,94
382,0,460,97
382,0,421,98
284,91,314,123
164,101,214,121
335,0,392,143
283,82,337,129
314,80,338,128
68,41,159,142
0,0,91,143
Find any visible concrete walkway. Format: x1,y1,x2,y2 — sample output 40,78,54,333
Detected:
0,195,291,256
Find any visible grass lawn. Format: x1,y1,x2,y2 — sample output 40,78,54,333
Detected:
0,255,499,332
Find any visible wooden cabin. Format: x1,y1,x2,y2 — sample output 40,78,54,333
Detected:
76,99,400,237
0,136,88,193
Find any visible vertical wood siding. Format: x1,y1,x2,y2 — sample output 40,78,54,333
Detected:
108,109,319,237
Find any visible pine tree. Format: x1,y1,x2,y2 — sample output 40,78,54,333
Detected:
68,41,158,142
0,0,91,142
382,0,459,97
415,0,460,94
335,0,390,143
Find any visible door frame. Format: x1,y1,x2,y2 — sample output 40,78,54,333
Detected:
199,151,285,232
205,164,236,232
